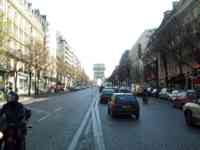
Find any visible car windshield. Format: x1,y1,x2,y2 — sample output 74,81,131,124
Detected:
116,95,136,102
102,89,114,94
178,92,187,97
172,90,179,94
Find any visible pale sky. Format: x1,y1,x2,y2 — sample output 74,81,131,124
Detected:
31,0,174,79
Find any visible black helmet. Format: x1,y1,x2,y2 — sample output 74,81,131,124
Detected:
7,91,19,103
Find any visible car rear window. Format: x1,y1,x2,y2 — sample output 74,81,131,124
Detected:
116,95,136,102
178,92,187,97
102,90,114,95
119,89,131,93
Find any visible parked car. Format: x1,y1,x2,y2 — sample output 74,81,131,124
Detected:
113,87,120,93
147,87,153,96
108,93,140,119
173,90,197,109
159,88,170,99
151,88,160,97
183,98,200,126
168,90,180,101
100,88,115,104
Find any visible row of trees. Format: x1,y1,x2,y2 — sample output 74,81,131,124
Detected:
0,12,89,95
148,12,200,87
56,56,89,87
108,50,132,86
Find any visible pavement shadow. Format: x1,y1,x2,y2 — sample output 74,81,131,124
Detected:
109,114,139,123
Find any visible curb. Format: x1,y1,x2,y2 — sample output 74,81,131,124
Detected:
0,88,89,107
0,90,70,107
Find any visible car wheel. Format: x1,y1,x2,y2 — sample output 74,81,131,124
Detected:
184,110,194,126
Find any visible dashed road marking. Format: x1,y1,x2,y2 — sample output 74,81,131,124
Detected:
54,107,63,112
37,113,51,122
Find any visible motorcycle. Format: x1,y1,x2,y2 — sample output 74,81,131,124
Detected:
0,109,32,150
1,123,32,150
142,96,148,104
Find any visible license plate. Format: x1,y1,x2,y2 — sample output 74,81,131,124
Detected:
122,105,131,109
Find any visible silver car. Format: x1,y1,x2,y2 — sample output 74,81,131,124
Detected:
183,99,200,126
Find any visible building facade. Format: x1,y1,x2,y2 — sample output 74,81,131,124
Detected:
0,0,47,94
129,29,155,86
145,0,200,89
56,32,81,87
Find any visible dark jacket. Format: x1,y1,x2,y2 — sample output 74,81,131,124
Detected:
0,102,31,131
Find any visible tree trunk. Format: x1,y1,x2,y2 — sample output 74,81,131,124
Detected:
14,71,18,93
28,71,32,96
34,72,37,96
37,71,40,95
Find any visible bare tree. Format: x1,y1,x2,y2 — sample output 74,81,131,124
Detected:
147,14,200,88
26,40,48,96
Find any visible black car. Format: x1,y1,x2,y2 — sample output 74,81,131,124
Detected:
100,88,115,104
99,85,104,93
108,93,140,119
151,88,160,97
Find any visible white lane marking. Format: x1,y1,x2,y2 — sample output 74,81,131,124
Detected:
84,118,92,135
27,107,49,114
92,101,106,150
37,113,51,122
54,107,63,112
67,99,96,150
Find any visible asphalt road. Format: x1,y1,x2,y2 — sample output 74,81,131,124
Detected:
25,89,200,150
99,97,200,150
26,88,96,150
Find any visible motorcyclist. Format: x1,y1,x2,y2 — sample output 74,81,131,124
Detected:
0,91,31,150
142,88,148,103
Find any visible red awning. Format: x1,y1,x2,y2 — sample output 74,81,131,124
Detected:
193,64,200,69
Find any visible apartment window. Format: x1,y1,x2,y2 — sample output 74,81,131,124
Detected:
0,0,3,11
193,7,200,18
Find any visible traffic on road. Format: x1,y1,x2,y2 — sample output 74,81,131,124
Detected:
0,86,199,150
11,87,200,150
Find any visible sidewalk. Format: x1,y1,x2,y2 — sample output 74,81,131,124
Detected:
0,90,70,107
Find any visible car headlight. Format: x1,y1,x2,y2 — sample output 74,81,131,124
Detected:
0,131,4,139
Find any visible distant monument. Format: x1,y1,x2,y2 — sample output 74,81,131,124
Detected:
93,64,105,82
